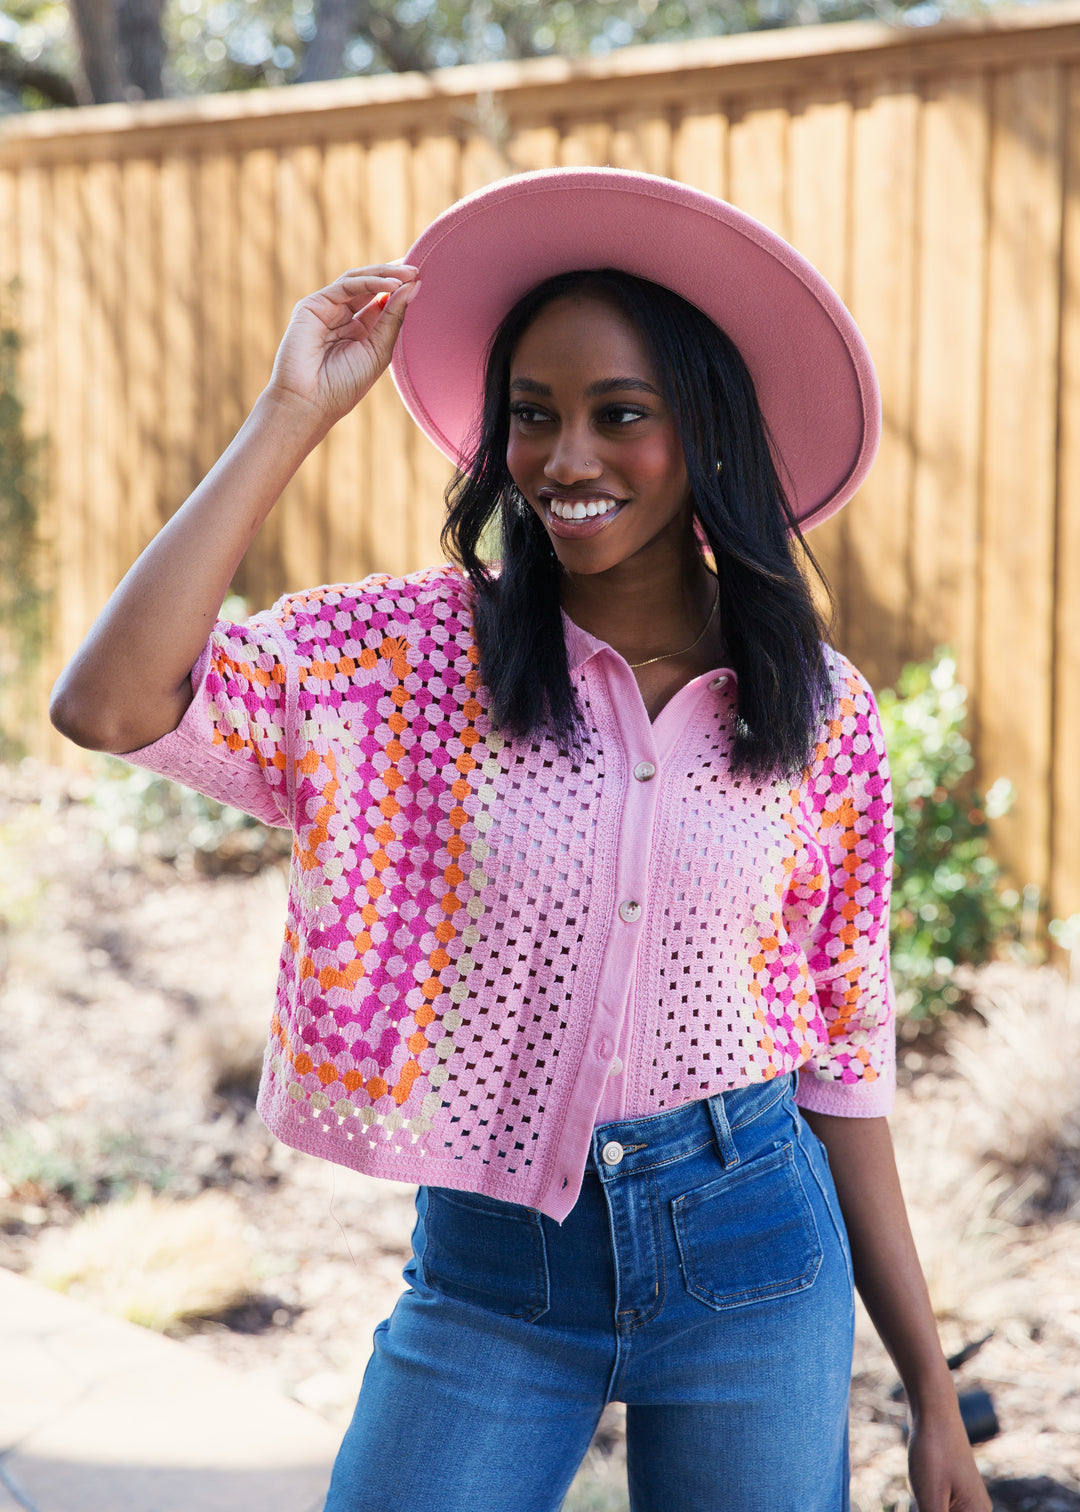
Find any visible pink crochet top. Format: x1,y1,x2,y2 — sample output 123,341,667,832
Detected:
127,564,895,1222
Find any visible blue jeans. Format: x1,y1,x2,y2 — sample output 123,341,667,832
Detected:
323,1076,854,1512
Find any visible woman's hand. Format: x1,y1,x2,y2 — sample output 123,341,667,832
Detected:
265,265,420,432
908,1408,992,1511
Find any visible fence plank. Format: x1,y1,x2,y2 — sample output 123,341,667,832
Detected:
460,111,510,193
81,159,124,662
13,167,49,450
844,79,920,692
364,136,413,578
321,138,370,590
160,154,199,529
50,164,89,683
558,117,612,166
196,154,242,478
410,131,461,571
1052,64,1080,922
980,64,1064,898
909,75,987,682
0,171,15,290
119,158,162,582
235,147,283,603
508,118,560,173
277,142,329,591
787,89,853,636
610,106,673,176
727,96,787,234
671,97,728,199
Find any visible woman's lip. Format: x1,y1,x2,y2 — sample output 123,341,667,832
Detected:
542,501,625,539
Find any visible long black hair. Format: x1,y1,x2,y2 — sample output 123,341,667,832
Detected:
442,268,833,781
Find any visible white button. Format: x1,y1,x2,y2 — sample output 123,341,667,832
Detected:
601,1140,625,1167
710,675,729,690
609,1056,623,1078
618,900,642,924
634,761,656,782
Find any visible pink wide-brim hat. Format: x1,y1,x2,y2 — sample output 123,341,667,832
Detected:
390,167,880,531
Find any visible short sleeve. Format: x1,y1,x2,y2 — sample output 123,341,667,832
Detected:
121,608,293,829
794,658,896,1118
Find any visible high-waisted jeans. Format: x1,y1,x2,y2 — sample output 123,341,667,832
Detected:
323,1074,855,1512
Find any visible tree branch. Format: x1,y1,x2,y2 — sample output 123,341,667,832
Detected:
117,0,166,99
298,0,355,82
0,44,80,107
68,0,126,103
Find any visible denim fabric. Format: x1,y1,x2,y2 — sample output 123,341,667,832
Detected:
323,1076,855,1512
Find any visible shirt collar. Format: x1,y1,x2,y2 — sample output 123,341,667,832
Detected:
562,610,609,673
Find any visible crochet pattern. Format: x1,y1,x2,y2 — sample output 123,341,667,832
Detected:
127,565,894,1221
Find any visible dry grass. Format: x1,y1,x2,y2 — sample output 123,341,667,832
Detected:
30,1187,255,1331
949,964,1080,1196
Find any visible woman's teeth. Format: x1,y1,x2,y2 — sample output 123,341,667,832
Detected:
548,498,619,520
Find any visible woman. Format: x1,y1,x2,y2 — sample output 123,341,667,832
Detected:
51,169,990,1512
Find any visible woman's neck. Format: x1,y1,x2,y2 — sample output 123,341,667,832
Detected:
559,551,720,668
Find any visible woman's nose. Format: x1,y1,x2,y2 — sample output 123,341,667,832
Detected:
543,427,602,485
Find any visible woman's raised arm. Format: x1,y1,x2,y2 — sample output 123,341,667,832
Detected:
49,265,419,756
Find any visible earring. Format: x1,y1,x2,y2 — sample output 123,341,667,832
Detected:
716,460,723,476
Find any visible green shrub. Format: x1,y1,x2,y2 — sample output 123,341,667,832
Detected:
878,652,1019,1021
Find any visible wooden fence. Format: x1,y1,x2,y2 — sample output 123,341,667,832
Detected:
1,3,1079,920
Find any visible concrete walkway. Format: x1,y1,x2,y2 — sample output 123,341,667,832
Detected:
0,1267,340,1512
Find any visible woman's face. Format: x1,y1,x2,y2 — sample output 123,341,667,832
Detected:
505,294,694,577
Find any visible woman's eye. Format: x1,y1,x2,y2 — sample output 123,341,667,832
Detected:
509,404,549,425
602,405,648,425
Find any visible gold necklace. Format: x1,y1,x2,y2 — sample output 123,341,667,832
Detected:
627,586,721,670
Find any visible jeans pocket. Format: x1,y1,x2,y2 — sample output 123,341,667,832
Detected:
418,1186,550,1322
672,1141,823,1310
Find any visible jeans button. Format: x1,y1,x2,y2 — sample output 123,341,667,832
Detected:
601,1140,624,1167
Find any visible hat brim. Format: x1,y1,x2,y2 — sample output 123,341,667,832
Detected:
390,168,880,531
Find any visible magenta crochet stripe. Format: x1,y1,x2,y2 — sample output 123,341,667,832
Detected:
125,565,895,1221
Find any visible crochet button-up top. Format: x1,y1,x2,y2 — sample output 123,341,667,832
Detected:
127,564,895,1222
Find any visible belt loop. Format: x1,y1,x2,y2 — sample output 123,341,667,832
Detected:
707,1091,739,1168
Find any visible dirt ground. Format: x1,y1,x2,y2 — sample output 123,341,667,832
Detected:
2,760,1079,1512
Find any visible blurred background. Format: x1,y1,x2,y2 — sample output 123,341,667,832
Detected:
1,0,1079,1507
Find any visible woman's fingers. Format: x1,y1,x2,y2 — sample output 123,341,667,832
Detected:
305,266,419,322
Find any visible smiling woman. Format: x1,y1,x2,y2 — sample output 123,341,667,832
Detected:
442,262,826,750
49,168,990,1512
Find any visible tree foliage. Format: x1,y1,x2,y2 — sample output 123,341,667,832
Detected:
0,0,1026,110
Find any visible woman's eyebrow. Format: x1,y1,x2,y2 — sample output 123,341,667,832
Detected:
586,377,661,397
508,376,661,397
